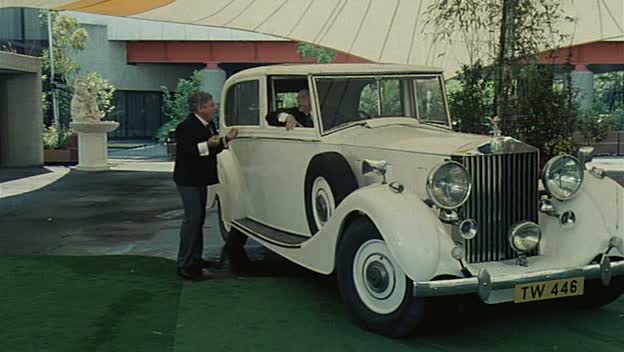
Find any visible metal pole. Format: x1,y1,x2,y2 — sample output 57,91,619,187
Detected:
47,10,59,127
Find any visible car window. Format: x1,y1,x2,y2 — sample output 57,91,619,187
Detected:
275,92,298,109
414,78,447,124
266,76,314,129
315,75,449,131
224,80,260,126
358,79,403,118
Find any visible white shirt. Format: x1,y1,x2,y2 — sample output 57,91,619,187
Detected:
194,114,228,156
195,114,212,156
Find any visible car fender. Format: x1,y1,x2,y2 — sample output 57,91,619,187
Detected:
540,172,624,262
213,150,245,230
325,184,455,282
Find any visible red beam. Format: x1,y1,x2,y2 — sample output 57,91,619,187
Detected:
539,41,624,66
127,41,369,64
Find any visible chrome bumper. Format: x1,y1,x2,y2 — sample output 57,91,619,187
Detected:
414,256,624,301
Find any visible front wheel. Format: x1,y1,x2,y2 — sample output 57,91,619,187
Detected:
336,218,428,337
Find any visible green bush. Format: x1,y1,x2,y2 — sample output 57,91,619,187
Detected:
156,71,202,142
576,111,610,144
43,125,74,150
447,62,494,134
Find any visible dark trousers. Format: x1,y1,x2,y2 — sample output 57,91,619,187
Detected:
176,184,207,269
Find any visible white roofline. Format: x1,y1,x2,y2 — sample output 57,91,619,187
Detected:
229,63,444,80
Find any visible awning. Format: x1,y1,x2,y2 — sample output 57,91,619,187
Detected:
1,0,622,76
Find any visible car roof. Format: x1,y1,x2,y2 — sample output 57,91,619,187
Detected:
228,63,444,81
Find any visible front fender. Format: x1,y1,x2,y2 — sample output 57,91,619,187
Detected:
540,171,624,263
327,184,456,282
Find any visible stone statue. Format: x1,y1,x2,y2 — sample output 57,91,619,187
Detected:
70,77,103,122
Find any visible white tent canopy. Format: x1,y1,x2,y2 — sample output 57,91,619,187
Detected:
1,0,622,76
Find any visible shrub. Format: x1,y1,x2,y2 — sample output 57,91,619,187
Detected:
43,125,74,150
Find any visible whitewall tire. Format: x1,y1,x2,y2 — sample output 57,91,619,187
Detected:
336,218,428,338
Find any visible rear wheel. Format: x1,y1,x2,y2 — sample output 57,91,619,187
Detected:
336,218,429,338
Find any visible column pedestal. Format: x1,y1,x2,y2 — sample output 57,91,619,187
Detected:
69,121,119,171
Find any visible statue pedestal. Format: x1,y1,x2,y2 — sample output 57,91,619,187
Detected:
70,121,119,171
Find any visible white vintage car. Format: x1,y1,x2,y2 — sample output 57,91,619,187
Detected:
213,63,624,337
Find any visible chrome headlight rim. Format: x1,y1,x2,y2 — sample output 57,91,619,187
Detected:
542,154,584,201
508,221,542,253
426,161,472,210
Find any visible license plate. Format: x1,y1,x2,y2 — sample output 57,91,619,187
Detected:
514,277,584,303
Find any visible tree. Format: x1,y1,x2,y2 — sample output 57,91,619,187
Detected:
40,10,88,127
427,0,577,160
297,43,336,63
156,71,202,142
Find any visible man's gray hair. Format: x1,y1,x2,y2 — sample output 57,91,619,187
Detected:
298,89,309,97
188,91,213,113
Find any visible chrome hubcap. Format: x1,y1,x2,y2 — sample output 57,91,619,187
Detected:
315,193,329,223
312,177,335,230
353,239,407,314
366,260,390,294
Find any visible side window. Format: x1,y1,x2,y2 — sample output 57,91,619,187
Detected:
224,80,260,126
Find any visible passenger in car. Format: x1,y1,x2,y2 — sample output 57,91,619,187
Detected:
266,89,314,130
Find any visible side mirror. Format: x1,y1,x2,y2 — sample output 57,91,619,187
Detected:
362,159,389,184
577,146,594,168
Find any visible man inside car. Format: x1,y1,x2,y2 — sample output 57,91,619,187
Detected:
266,89,314,130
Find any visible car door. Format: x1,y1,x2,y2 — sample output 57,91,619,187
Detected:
229,75,322,236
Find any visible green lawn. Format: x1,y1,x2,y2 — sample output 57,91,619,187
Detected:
2,256,624,352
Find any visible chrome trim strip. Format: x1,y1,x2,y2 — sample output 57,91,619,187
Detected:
413,259,624,300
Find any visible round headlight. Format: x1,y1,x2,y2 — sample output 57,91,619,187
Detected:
508,221,541,252
542,155,584,200
426,161,472,209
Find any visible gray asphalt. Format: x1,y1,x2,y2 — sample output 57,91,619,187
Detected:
0,159,305,278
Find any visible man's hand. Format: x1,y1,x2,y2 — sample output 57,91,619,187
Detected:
227,128,239,141
285,115,303,130
207,135,221,147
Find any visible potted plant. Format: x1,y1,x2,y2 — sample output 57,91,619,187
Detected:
43,125,78,164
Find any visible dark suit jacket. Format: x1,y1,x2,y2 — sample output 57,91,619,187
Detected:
173,114,225,187
266,107,314,128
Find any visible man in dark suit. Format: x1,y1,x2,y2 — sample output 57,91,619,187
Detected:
266,89,314,130
174,91,238,280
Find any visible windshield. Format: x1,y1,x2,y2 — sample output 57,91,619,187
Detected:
314,75,449,132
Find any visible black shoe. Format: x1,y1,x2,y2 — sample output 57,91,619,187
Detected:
177,266,210,281
196,259,221,269
177,267,196,280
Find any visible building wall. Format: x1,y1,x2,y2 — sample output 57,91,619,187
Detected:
0,7,48,56
0,52,43,167
70,24,202,92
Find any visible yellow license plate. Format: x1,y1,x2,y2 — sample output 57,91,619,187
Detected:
514,277,584,303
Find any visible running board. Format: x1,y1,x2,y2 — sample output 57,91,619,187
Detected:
231,218,310,248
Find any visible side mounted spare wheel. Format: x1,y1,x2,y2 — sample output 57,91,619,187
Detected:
304,152,358,235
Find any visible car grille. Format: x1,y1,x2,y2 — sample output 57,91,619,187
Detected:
453,152,539,263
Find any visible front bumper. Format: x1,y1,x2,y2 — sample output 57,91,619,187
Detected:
413,256,624,302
